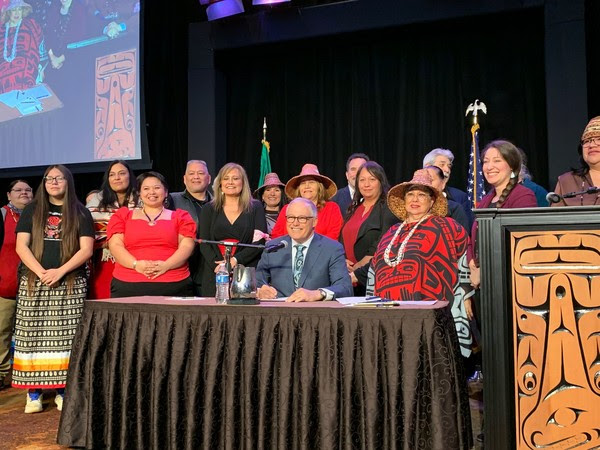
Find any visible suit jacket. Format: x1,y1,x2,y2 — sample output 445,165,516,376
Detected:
256,233,353,299
446,186,474,230
331,186,352,218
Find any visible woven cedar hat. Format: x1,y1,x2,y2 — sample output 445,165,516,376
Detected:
285,163,337,200
2,0,32,22
581,116,600,142
253,172,286,197
387,169,448,221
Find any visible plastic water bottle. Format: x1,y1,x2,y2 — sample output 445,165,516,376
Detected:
215,263,230,304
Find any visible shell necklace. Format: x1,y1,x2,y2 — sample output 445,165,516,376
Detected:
383,214,430,267
3,20,22,63
143,207,164,226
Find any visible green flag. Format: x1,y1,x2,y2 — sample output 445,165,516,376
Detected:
259,139,271,187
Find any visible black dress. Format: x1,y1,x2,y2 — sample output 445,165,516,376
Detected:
198,200,267,296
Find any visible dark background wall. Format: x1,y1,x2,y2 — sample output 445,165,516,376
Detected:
189,0,591,192
1,0,595,201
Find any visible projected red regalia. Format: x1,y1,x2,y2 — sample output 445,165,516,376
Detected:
0,16,42,94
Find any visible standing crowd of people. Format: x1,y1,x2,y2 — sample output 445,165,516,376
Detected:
1,116,599,415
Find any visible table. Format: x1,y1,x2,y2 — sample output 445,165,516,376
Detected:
57,298,471,449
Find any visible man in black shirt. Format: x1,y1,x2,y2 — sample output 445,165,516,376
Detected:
169,160,213,295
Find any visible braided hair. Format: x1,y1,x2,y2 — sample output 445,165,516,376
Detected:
482,140,522,207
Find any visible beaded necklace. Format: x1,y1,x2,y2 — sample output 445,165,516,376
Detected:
3,20,22,63
143,207,164,226
383,214,430,267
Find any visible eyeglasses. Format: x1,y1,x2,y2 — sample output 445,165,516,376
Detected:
44,176,66,183
581,137,600,147
286,215,314,224
405,191,432,201
11,188,32,193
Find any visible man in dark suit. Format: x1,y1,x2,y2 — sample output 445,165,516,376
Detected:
331,153,369,217
423,148,475,229
256,198,353,302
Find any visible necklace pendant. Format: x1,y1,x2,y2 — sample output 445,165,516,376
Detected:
148,221,156,226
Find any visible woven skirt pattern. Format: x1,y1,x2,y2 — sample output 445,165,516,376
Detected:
12,275,87,389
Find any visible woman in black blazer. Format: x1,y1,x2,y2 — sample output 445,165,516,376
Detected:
339,162,398,294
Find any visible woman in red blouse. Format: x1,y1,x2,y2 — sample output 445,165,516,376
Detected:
270,164,343,240
340,162,398,294
107,171,196,297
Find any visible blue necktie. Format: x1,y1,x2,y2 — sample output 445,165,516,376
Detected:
293,244,305,288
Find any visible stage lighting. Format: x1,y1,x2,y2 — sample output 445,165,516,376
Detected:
252,0,291,4
205,0,245,20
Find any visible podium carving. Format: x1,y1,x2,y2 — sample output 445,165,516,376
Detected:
476,207,600,450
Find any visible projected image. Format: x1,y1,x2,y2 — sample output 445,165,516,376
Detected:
0,0,141,169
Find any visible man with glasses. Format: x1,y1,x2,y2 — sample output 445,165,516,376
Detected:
256,198,352,302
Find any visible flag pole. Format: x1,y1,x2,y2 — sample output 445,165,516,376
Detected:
263,117,267,142
258,117,272,187
465,99,487,209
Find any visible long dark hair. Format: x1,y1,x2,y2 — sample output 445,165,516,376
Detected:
28,165,86,293
98,160,138,209
255,185,288,211
346,161,390,218
482,140,522,207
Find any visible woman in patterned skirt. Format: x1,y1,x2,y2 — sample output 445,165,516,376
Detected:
367,169,468,302
13,165,94,413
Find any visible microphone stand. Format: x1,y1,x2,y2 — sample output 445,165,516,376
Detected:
561,186,600,199
195,239,265,273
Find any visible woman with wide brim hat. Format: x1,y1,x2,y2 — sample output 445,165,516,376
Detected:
0,0,41,94
270,163,344,240
1,0,32,23
366,168,467,303
253,172,288,233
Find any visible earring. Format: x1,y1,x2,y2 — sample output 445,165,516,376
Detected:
510,171,516,179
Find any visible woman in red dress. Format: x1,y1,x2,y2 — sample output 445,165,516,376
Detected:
107,171,196,297
368,169,468,302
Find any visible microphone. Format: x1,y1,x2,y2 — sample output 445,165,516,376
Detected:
265,240,288,253
562,186,600,199
546,192,562,204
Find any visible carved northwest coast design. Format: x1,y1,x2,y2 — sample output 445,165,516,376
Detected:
94,49,136,159
512,231,600,449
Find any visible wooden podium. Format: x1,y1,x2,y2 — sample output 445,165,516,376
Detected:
476,206,600,450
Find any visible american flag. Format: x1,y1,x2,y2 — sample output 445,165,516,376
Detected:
467,123,485,209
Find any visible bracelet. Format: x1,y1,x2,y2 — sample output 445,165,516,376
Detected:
132,260,137,270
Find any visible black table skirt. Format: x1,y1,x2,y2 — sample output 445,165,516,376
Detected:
57,300,472,449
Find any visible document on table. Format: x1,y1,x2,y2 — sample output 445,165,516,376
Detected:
338,296,439,306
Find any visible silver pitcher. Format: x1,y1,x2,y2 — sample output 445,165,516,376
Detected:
229,265,259,305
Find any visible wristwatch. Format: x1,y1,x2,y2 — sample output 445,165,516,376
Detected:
318,288,327,300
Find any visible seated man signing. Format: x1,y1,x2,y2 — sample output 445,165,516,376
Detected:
256,198,353,302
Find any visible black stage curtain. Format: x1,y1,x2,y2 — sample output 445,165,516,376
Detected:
216,8,548,191
586,0,600,118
